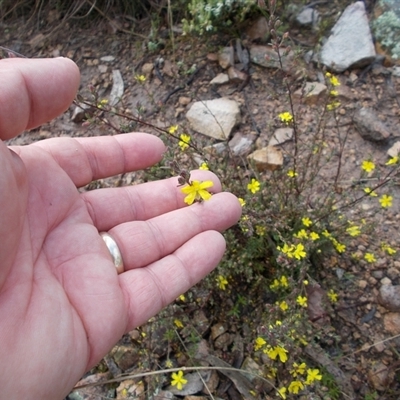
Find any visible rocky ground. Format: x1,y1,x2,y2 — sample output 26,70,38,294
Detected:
2,1,400,399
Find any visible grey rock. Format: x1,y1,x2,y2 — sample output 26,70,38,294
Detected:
250,45,294,72
353,107,391,141
269,127,293,146
218,46,234,69
109,69,124,106
293,81,327,105
186,98,240,140
378,284,400,311
320,1,376,72
229,132,254,156
296,7,320,28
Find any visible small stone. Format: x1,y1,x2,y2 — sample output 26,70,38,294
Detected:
229,132,254,156
214,332,232,349
250,45,294,72
141,63,154,77
378,284,400,311
387,141,400,158
186,98,240,140
110,69,124,106
100,55,115,62
358,280,368,289
296,7,320,28
218,46,234,69
384,312,400,334
293,82,327,105
381,277,392,285
227,66,248,83
178,96,191,106
246,16,268,40
247,146,283,171
353,107,391,141
269,127,293,146
368,362,393,390
98,64,108,73
210,73,229,85
211,323,226,340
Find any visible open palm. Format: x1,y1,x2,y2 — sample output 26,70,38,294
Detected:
0,58,241,399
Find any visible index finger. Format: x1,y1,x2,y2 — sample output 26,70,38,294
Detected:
0,57,80,140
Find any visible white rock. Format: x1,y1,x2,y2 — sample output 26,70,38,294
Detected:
186,98,240,140
100,55,115,62
320,1,376,72
109,70,124,106
387,141,400,158
210,73,229,85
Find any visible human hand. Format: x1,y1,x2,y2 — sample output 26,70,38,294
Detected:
0,58,241,399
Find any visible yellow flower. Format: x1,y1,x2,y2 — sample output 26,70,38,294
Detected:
288,380,304,394
135,74,146,83
386,156,399,165
295,229,308,239
302,217,312,227
346,225,361,237
364,252,376,263
287,170,298,177
364,187,378,196
305,368,322,385
379,194,393,208
256,225,266,236
171,370,187,390
179,134,191,151
275,320,282,326
326,100,341,110
265,345,288,363
279,111,293,124
293,243,306,260
174,319,184,328
309,232,320,241
362,160,375,173
290,362,307,377
330,90,338,96
280,275,289,287
303,279,309,285
97,98,108,108
181,180,214,205
322,229,331,238
327,289,338,303
332,239,346,253
382,243,397,255
270,279,280,290
254,337,267,351
199,162,209,170
217,275,228,290
247,178,260,194
277,387,287,399
296,296,307,307
165,359,173,368
168,125,179,134
238,198,246,207
279,301,289,311
178,294,186,301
